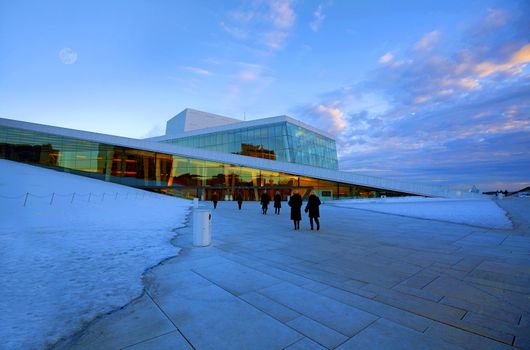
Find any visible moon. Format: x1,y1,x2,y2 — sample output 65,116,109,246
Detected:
59,48,78,64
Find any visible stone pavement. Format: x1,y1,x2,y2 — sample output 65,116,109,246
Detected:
55,198,530,350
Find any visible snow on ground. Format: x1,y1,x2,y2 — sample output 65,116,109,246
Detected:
330,196,512,229
0,160,190,350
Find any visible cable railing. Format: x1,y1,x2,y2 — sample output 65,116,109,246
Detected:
0,191,165,207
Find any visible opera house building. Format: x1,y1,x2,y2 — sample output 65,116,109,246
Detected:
0,108,470,200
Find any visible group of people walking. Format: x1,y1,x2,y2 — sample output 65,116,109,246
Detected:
211,189,322,231
261,190,321,231
259,190,283,215
287,190,321,230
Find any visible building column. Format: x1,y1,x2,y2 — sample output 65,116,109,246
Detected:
167,156,176,187
144,158,149,187
104,150,113,182
231,168,236,196
252,170,259,200
155,157,161,186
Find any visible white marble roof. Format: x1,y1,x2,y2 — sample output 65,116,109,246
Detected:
0,117,481,199
147,111,336,141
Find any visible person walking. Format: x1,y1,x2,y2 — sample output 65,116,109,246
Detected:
212,191,219,209
236,191,243,210
260,190,270,214
288,190,302,230
305,191,321,230
273,191,282,215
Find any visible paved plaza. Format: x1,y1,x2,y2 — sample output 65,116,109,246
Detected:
56,198,530,350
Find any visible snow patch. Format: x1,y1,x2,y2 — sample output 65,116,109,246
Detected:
331,196,512,229
0,160,190,349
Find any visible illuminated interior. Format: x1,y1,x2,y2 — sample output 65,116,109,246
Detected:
0,125,412,200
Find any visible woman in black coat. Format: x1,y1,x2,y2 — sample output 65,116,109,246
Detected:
260,190,270,215
288,190,302,230
305,191,321,230
273,191,282,215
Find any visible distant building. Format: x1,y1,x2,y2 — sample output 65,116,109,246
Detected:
0,109,476,200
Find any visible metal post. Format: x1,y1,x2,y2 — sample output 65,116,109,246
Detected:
50,192,55,205
71,192,75,204
23,192,29,207
88,192,92,202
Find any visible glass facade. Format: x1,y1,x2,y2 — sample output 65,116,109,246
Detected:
161,122,339,170
0,125,411,200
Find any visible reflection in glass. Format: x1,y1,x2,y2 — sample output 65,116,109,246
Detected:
0,125,411,200
162,122,338,169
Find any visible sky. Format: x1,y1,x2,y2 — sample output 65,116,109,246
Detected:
0,0,529,191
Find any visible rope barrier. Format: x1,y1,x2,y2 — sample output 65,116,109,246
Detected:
54,192,75,197
1,191,163,207
28,193,52,198
0,194,26,199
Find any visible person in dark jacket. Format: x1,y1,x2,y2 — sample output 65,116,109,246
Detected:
236,192,243,210
288,190,302,230
212,191,219,209
260,190,270,214
273,191,282,214
305,191,321,230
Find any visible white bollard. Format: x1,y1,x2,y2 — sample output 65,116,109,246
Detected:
193,209,212,247
193,197,199,208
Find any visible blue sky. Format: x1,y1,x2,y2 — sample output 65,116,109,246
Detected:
1,0,529,191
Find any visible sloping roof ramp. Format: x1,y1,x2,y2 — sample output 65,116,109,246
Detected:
0,117,482,199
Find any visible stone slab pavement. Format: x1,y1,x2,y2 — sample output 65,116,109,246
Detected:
55,198,530,349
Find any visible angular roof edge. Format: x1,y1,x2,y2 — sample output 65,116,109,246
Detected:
147,113,336,141
0,117,482,199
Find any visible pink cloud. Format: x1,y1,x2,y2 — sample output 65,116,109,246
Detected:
379,52,394,64
475,44,530,77
413,30,441,52
314,102,346,133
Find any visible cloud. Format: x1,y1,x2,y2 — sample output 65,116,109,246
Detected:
268,0,296,29
413,95,430,104
413,30,441,52
184,66,212,76
222,62,273,108
292,91,392,137
219,21,249,39
379,52,394,64
292,100,347,136
219,0,296,51
310,4,325,32
264,0,295,49
263,31,288,50
483,8,511,31
293,7,530,191
239,70,259,81
238,63,264,81
228,10,255,23
474,43,530,77
315,102,346,132
457,78,480,90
